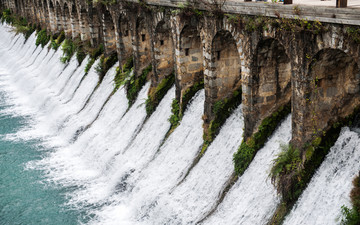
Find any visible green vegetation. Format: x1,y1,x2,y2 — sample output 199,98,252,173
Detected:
95,52,118,83
113,57,133,93
84,44,104,74
35,29,50,48
345,26,360,44
233,103,291,177
341,173,360,225
125,64,152,107
168,80,204,132
203,89,242,151
58,37,88,64
60,39,76,63
50,31,65,51
1,9,36,41
268,107,360,224
226,14,326,34
1,9,14,24
172,2,203,19
270,144,302,198
76,45,87,65
93,0,117,5
169,99,181,129
145,73,175,116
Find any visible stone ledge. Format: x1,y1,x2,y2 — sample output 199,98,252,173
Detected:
127,0,360,25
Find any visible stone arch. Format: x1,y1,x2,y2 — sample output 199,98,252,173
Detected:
153,19,174,85
63,2,72,37
177,24,204,110
117,13,132,63
102,8,116,54
304,48,360,140
254,38,291,112
210,30,241,100
202,30,242,128
244,38,291,138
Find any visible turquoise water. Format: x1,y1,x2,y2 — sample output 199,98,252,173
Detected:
0,91,84,224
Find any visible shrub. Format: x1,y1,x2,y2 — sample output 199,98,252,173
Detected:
76,47,86,65
113,57,133,92
1,10,35,41
270,144,302,199
169,99,180,128
50,31,65,51
341,173,360,225
1,9,14,24
341,205,360,225
84,44,104,74
167,81,204,133
85,58,95,74
125,64,152,107
60,39,76,63
35,29,50,48
95,52,118,83
145,73,175,116
233,102,291,177
180,80,204,116
204,89,242,145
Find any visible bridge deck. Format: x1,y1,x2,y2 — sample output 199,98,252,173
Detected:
138,0,360,25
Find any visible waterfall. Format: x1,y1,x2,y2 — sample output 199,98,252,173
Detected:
203,115,291,225
1,22,360,225
283,127,360,224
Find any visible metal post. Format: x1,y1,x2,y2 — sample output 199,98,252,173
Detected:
336,0,347,8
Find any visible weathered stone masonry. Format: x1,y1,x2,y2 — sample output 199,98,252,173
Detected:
1,0,360,149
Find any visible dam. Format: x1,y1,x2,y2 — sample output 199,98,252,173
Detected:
0,0,360,224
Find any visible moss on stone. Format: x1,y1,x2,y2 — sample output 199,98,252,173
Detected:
168,99,180,130
341,172,360,225
125,64,152,107
268,106,360,224
204,89,242,146
181,80,204,116
113,57,133,93
226,14,326,34
145,73,175,117
50,31,65,51
95,52,118,83
1,9,14,24
60,39,76,64
1,10,35,41
35,29,50,48
167,80,204,134
84,44,104,74
233,102,291,177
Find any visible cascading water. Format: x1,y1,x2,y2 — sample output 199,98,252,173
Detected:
1,21,360,225
283,127,360,225
204,115,292,225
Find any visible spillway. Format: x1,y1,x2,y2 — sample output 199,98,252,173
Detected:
1,22,360,225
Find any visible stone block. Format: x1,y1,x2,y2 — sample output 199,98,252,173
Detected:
326,86,337,97
266,95,276,102
192,56,198,62
188,63,202,72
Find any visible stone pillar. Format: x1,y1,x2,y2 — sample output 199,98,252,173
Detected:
70,7,80,38
102,10,116,54
79,8,90,41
